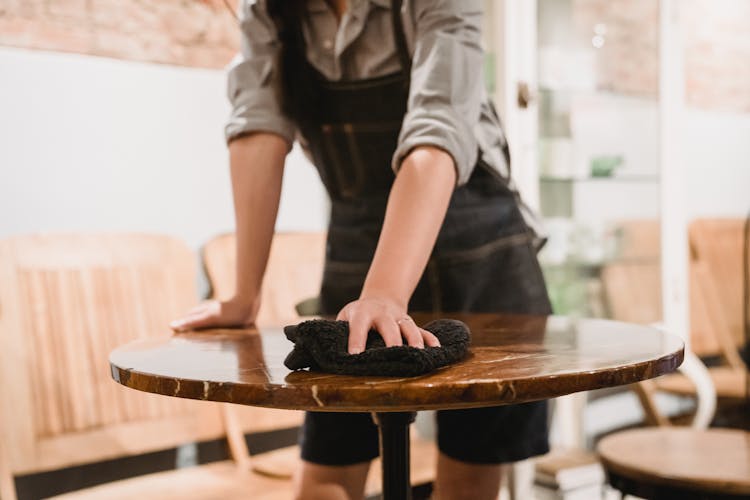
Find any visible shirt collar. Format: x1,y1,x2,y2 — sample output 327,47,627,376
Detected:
305,0,393,25
306,0,330,14
308,0,391,12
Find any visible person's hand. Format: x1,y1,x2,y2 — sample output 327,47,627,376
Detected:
336,296,441,354
169,297,259,332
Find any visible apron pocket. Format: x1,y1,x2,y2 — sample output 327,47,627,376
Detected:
433,232,552,315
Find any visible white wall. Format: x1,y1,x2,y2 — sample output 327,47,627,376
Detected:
683,108,750,218
0,47,328,252
562,93,750,225
1,45,747,254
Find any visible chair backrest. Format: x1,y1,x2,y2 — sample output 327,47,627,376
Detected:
603,221,723,427
615,219,661,260
0,234,225,481
203,232,327,325
602,220,722,355
202,232,327,435
689,219,747,367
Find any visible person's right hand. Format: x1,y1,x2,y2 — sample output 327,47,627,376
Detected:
169,297,259,332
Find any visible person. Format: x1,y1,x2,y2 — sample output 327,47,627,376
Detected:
171,0,552,498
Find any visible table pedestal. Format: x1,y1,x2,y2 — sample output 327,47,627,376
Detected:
372,412,417,500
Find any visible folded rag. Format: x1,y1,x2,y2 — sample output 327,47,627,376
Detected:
283,318,471,377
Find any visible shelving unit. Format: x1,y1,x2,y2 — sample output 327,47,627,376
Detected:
529,0,672,321
484,0,702,472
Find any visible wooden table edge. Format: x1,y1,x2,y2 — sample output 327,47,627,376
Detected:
109,346,684,412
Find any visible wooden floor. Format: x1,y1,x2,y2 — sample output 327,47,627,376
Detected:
45,436,438,500
47,461,295,500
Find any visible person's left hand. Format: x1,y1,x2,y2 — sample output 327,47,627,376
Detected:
336,296,441,354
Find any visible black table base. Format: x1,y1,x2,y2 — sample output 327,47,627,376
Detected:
372,412,417,500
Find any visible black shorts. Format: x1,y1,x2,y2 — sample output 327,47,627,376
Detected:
300,402,549,465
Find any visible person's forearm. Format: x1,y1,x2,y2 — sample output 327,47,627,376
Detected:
229,133,288,304
360,146,456,307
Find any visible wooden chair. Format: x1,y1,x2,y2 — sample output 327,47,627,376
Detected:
0,234,294,500
597,241,749,500
654,219,748,402
603,219,721,354
201,231,439,495
602,219,746,416
202,232,328,325
598,427,750,498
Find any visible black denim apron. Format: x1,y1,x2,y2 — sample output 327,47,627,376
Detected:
287,0,552,465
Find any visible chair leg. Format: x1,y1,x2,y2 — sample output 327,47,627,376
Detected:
507,459,535,500
648,323,717,428
678,351,716,429
220,404,252,470
550,393,587,448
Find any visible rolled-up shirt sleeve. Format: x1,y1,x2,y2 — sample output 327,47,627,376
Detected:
392,0,484,186
225,0,296,145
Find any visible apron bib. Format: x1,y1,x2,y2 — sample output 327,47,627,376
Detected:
280,1,551,317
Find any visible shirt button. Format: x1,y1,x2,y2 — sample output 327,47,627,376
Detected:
323,39,333,50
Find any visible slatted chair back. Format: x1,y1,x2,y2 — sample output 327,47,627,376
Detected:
602,219,723,355
689,219,748,367
202,232,327,326
0,234,225,497
603,220,662,326
615,219,661,260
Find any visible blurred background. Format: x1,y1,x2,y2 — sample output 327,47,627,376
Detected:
0,0,748,499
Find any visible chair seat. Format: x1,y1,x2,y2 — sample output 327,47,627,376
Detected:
598,428,750,497
47,461,294,500
252,437,438,496
655,366,747,400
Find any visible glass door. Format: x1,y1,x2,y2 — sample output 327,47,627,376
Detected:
533,1,664,323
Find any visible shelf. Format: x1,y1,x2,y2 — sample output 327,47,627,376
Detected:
538,85,660,102
540,256,660,270
540,175,659,183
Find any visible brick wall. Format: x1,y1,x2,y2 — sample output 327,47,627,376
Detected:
683,0,750,113
573,0,659,98
0,0,240,69
2,0,749,112
573,0,750,113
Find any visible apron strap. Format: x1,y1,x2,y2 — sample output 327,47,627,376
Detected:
390,0,412,77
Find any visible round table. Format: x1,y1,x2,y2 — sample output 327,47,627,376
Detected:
110,313,684,499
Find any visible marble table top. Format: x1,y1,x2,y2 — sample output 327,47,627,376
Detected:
110,313,684,412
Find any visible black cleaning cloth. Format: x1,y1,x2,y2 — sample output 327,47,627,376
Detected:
283,318,471,377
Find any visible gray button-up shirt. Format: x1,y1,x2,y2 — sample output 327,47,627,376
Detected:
226,0,510,187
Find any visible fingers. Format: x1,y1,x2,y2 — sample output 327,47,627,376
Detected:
336,305,348,322
170,311,211,331
172,312,200,329
176,313,212,331
338,306,366,354
397,317,424,348
170,302,222,331
170,304,209,331
346,313,404,354
421,328,441,347
338,300,438,353
374,317,403,348
347,312,370,354
170,299,259,332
